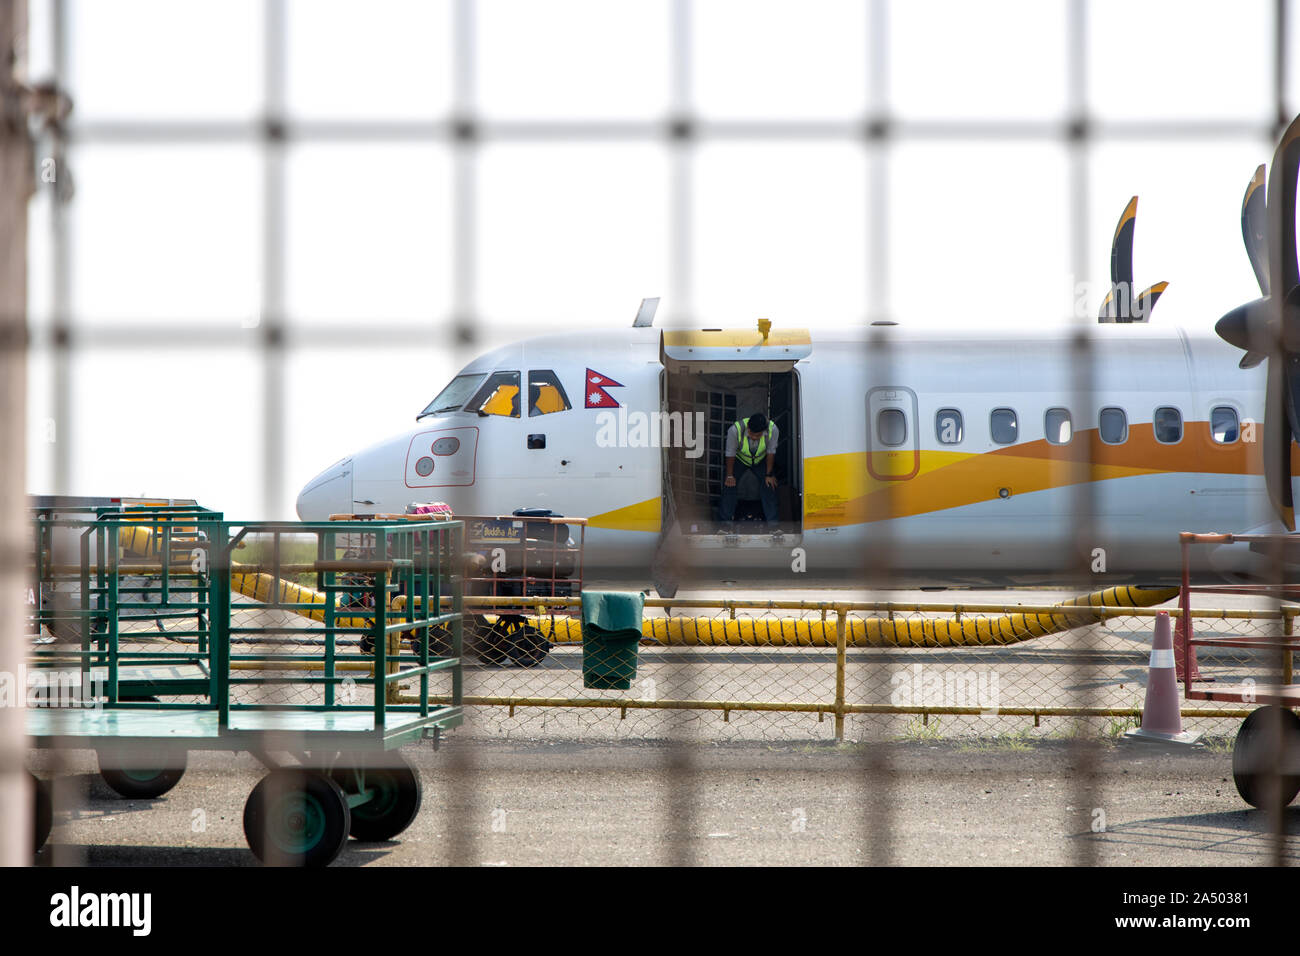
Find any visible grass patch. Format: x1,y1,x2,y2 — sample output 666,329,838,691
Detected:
897,715,944,742
955,727,1036,751
1102,693,1145,738
1105,713,1140,737
1043,719,1094,741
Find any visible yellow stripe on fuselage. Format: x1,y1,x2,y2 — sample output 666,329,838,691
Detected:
586,420,1268,533
586,496,662,533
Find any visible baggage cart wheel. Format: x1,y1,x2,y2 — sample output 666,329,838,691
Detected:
330,753,423,842
501,620,551,668
30,772,52,855
244,769,351,867
1231,706,1300,809
98,749,188,799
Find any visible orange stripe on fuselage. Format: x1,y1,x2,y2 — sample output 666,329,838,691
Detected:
803,421,1273,529
986,421,1253,474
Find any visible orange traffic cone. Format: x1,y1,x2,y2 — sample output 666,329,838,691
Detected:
1125,611,1202,745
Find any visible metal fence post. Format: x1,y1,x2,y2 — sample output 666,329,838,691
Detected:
834,606,848,741
0,0,31,867
1284,608,1294,688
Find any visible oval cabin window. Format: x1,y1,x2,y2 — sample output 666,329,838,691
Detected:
1211,406,1239,444
1153,406,1182,444
990,408,1018,445
1045,407,1072,445
1099,407,1128,444
935,408,963,444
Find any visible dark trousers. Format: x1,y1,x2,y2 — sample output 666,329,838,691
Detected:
718,462,778,524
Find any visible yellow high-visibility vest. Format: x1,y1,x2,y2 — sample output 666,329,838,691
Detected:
734,418,771,466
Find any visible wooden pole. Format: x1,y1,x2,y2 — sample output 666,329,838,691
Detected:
0,0,32,867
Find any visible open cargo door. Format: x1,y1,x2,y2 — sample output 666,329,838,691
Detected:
652,327,811,594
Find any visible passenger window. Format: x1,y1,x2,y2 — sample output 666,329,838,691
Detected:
877,408,907,447
1211,406,1239,444
466,371,521,418
1044,407,1072,445
1153,406,1182,443
528,370,572,417
935,408,963,444
990,408,1018,445
1099,407,1127,444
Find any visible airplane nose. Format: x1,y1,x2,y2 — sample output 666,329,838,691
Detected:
295,457,354,521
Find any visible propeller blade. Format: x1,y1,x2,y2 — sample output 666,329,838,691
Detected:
1264,356,1296,531
1110,196,1137,290
1216,114,1300,531
1267,114,1300,349
1241,164,1269,295
1239,350,1266,369
1099,197,1139,322
1287,352,1300,441
1133,281,1168,322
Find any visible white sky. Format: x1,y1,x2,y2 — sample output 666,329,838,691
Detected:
19,0,1300,520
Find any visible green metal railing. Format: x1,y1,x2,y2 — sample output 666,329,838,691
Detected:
30,505,219,707
28,505,464,729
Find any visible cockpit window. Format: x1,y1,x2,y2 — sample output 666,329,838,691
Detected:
466,371,522,418
418,373,487,419
528,370,572,417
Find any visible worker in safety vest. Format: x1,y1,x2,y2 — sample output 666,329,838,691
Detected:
718,412,779,531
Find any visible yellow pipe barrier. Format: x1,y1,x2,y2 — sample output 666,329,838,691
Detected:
528,585,1179,648
221,579,1175,648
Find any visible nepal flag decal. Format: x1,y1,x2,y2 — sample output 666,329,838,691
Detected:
584,369,625,408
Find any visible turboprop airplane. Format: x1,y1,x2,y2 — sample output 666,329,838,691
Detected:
297,114,1300,593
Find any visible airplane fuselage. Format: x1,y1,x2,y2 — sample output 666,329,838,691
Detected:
296,323,1282,587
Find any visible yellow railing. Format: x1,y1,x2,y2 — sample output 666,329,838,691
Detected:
391,594,1290,739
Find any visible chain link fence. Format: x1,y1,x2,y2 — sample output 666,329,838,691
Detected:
34,564,1287,743
380,597,1282,742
